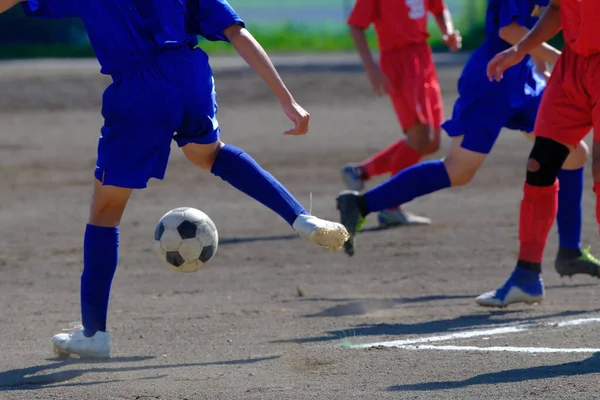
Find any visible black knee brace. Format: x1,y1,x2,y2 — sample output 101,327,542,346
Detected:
526,137,570,187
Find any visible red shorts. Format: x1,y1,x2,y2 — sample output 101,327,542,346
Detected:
535,45,600,146
380,43,443,132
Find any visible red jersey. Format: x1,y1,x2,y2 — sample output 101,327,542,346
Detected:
347,0,446,51
561,0,600,56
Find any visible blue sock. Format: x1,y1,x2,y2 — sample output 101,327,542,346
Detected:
363,160,451,212
81,224,119,337
556,168,583,251
211,144,307,226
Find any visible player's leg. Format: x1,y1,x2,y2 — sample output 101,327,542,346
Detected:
377,53,444,228
337,94,506,256
337,137,489,256
175,71,348,253
475,136,570,307
540,136,599,277
476,50,594,307
52,181,132,359
180,141,348,252
374,123,436,228
340,123,430,192
341,44,441,194
53,76,181,358
355,47,444,228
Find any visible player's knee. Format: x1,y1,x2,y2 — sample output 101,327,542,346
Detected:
591,146,600,182
183,141,223,171
405,125,435,154
422,134,441,155
444,161,478,186
563,141,589,170
89,200,127,227
526,137,570,187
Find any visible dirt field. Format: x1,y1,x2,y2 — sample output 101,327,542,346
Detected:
1,55,600,400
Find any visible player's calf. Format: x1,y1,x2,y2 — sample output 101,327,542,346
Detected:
554,141,599,277
591,144,600,244
186,141,348,252
476,137,571,307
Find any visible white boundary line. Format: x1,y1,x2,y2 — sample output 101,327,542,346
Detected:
346,315,600,353
385,345,600,354
350,326,527,349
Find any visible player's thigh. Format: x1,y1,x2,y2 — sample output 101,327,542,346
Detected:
442,95,509,155
534,52,592,147
425,71,443,130
383,45,435,132
176,73,222,156
98,80,181,189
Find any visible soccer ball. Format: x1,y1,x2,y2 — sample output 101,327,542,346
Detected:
154,207,218,273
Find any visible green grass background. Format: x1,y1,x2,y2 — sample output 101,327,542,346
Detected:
0,0,563,59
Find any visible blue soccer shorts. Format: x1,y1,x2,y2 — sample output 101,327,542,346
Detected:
442,92,543,154
95,47,220,189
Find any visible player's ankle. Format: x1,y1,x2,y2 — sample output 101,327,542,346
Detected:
557,247,583,259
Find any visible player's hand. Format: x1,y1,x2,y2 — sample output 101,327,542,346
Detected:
487,46,526,82
281,100,310,136
366,67,391,97
443,31,462,52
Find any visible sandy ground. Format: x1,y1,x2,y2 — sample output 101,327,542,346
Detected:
1,55,600,400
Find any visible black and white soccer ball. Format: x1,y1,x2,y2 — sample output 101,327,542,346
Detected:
154,207,218,273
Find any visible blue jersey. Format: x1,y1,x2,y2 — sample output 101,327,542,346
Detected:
457,0,548,108
22,0,243,76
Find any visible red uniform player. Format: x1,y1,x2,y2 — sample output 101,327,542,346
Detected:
477,0,600,307
341,0,461,228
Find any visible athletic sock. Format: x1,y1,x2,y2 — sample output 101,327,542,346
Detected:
360,140,404,179
211,144,307,226
516,181,559,273
81,224,119,337
556,168,583,252
362,160,451,213
389,140,423,176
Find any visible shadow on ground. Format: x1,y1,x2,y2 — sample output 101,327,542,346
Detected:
283,284,599,319
388,353,600,391
272,309,600,344
300,294,476,318
0,355,279,391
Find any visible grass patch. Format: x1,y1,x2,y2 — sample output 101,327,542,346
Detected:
0,19,490,59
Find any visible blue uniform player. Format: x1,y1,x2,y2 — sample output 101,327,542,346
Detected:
337,0,600,295
0,0,349,358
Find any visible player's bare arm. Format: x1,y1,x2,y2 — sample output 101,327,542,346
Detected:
433,8,461,52
224,23,309,136
488,0,562,81
499,23,561,65
349,25,390,96
0,0,23,13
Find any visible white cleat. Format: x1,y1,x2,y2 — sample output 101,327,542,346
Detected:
52,326,111,359
377,208,431,228
293,214,349,252
475,286,544,308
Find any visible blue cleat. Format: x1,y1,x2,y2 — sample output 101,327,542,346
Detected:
476,267,544,308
